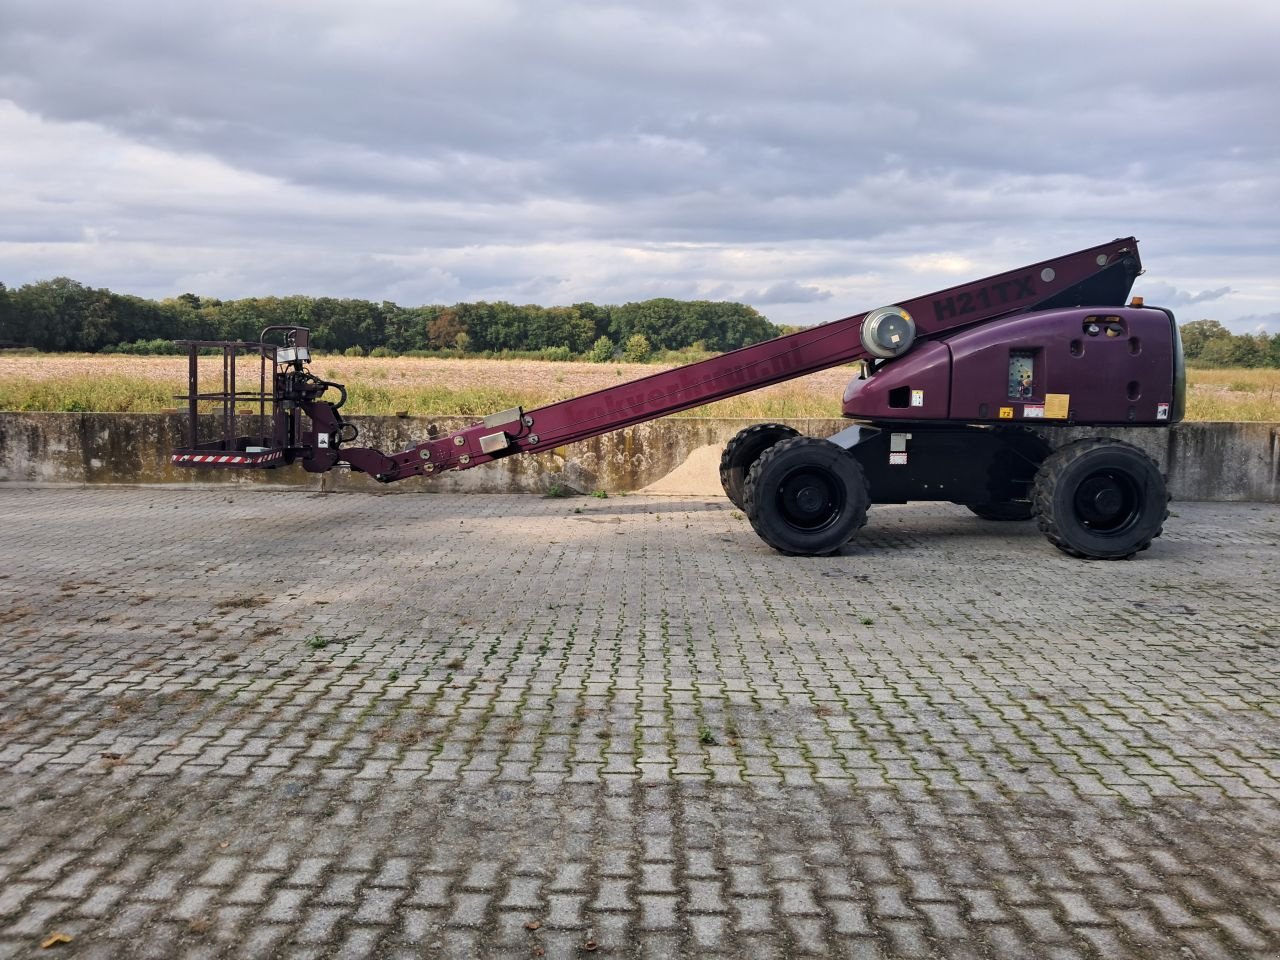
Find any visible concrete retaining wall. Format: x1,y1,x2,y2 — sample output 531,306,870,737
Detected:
0,412,1277,501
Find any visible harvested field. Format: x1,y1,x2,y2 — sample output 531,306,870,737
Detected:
1182,366,1280,421
0,354,854,418
0,353,1277,420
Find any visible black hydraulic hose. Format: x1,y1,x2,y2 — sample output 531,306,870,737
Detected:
300,372,348,411
326,380,348,411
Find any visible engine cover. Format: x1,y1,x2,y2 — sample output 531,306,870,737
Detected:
842,306,1184,425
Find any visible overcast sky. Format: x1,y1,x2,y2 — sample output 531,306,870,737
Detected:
1,0,1277,332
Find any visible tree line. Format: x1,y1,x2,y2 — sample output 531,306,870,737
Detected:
1177,319,1280,368
1,278,1276,367
0,277,781,361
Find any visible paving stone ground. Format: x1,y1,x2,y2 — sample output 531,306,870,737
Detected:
1,485,1278,959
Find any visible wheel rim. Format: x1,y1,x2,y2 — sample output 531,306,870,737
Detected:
776,465,846,531
1073,469,1142,535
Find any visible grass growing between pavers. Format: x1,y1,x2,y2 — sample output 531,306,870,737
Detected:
0,490,1277,957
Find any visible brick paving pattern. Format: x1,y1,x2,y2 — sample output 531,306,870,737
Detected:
1,486,1278,958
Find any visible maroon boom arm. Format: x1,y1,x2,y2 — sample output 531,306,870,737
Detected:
172,238,1141,482
328,239,1140,481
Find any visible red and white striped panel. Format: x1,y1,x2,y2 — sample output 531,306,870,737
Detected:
172,450,285,467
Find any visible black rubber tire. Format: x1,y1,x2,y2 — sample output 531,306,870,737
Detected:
719,423,801,510
744,437,870,555
967,501,1035,521
1033,438,1169,559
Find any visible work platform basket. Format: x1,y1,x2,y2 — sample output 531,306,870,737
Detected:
170,326,312,470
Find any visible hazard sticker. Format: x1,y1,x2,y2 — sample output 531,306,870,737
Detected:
1156,402,1170,420
999,407,1014,419
889,451,908,466
910,389,925,407
1024,404,1045,419
1044,393,1070,419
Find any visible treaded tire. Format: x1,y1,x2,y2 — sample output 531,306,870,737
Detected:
967,501,1035,521
744,437,870,555
1033,438,1169,559
719,422,801,510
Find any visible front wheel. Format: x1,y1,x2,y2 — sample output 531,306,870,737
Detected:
1033,438,1168,559
744,437,870,555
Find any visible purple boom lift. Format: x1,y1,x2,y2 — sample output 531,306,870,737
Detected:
174,238,1184,559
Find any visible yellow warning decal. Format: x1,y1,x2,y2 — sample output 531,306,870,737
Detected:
999,407,1014,419
1044,393,1070,419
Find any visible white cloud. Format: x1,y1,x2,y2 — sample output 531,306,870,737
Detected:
735,281,834,306
0,0,1276,330
1231,314,1280,335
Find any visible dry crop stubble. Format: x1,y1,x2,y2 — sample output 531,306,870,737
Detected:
0,354,1276,420
0,354,852,418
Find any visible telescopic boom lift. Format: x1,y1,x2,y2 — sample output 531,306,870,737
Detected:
173,238,1182,559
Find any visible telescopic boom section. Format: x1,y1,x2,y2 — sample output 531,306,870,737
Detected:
329,238,1140,483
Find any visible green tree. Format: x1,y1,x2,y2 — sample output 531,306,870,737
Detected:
381,302,417,354
572,302,610,343
160,295,219,341
0,275,783,358
519,305,552,350
589,335,614,363
623,333,652,363
609,298,779,351
1178,319,1231,360
306,297,383,352
108,293,176,345
406,305,447,351
0,282,13,344
489,302,527,351
539,306,595,353
452,302,496,350
212,298,265,342
1199,334,1265,367
10,278,97,350
708,301,778,349
610,298,680,348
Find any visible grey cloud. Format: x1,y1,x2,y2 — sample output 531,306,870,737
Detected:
1230,313,1280,335
1137,283,1235,308
737,281,834,306
1183,287,1234,306
0,0,1276,324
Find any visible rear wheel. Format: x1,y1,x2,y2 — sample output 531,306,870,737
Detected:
744,437,870,555
1033,438,1168,559
719,422,800,510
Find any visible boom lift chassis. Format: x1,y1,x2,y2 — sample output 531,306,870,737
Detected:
174,238,1181,560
